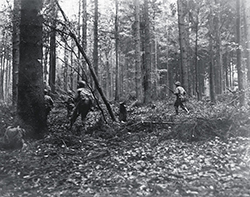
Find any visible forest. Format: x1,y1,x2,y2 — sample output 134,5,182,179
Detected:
0,0,250,196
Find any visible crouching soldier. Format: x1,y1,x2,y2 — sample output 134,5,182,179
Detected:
70,81,94,129
0,126,25,150
44,89,54,119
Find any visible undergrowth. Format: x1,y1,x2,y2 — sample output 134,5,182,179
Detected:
1,98,250,143
1,99,250,196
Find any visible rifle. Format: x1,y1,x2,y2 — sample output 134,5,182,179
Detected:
166,86,175,94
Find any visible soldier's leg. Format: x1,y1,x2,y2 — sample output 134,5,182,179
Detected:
180,102,189,114
70,107,80,128
174,100,179,115
80,99,91,123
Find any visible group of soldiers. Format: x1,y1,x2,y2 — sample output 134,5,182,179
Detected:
44,80,94,128
44,80,189,128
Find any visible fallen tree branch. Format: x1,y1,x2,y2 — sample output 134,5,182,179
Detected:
55,0,116,121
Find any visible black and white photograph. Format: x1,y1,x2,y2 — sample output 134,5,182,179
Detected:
0,0,250,196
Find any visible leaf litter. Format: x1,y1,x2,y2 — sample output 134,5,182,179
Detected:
0,101,250,196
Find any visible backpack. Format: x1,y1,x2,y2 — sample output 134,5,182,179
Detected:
178,87,187,102
179,94,187,102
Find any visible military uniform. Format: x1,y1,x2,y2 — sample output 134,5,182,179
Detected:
174,81,189,115
70,81,93,128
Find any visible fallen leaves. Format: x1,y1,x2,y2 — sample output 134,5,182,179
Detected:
1,103,250,196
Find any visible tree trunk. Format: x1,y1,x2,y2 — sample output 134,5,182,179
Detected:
70,40,74,90
77,0,81,81
115,0,119,101
93,0,99,84
82,0,87,80
0,53,5,101
214,0,223,94
18,0,46,138
177,0,188,90
209,4,216,103
12,0,20,106
49,1,57,93
244,0,250,82
242,0,250,83
194,13,200,100
134,0,143,103
236,0,246,106
143,0,151,103
63,42,69,91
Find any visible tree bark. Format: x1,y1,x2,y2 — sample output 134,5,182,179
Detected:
214,0,223,94
18,0,46,138
143,0,151,103
236,0,246,106
177,0,188,90
209,4,216,103
63,42,69,91
134,0,143,103
244,0,250,82
115,0,119,101
82,0,87,80
12,0,20,106
49,1,57,93
93,0,99,83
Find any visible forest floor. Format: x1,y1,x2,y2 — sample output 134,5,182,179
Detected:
0,98,250,197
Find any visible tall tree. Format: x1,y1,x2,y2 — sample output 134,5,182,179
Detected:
244,0,250,82
63,41,69,91
82,0,87,80
208,2,216,103
214,0,223,94
49,0,57,93
12,0,20,106
177,0,189,90
236,0,246,106
18,0,46,138
134,0,143,103
115,0,119,101
93,0,99,82
143,0,151,103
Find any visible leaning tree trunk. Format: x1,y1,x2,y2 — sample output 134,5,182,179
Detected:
18,0,46,138
55,0,116,121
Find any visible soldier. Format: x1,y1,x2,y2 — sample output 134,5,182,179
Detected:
70,81,93,128
174,81,189,115
44,89,54,119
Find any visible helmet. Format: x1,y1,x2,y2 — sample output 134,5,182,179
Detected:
77,80,86,88
175,81,181,86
